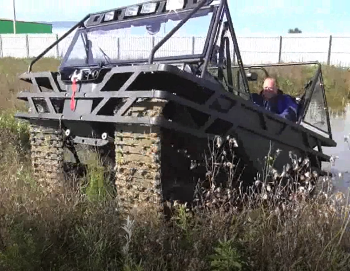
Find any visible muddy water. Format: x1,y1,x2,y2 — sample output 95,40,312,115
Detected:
323,104,350,194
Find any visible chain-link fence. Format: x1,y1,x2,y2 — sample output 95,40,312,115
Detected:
0,34,349,66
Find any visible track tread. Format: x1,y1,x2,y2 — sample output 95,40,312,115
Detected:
29,124,65,193
114,98,166,215
114,128,163,214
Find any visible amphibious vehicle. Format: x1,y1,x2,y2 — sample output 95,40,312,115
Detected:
15,0,336,213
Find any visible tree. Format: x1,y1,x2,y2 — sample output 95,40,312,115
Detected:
288,28,302,33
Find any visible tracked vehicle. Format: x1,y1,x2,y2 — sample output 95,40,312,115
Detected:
15,0,336,214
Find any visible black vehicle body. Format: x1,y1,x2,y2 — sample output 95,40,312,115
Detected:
14,0,336,211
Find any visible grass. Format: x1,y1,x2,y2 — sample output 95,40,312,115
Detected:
0,57,60,112
0,57,349,270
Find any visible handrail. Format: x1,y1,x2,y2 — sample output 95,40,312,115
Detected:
28,15,90,73
231,61,321,69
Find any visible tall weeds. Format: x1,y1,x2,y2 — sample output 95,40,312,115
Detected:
0,116,348,270
0,58,349,270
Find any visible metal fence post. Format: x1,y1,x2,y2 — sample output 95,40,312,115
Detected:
0,35,2,58
26,34,30,58
192,36,195,54
278,36,282,63
56,34,59,58
117,37,120,60
327,35,332,65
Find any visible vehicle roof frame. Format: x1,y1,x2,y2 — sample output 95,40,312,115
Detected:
27,0,250,94
27,0,218,72
59,7,217,69
59,2,220,71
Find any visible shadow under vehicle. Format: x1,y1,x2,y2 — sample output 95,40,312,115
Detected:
14,0,336,214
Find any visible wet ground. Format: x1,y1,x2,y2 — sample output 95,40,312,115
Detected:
323,104,350,195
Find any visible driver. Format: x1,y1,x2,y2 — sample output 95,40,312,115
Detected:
251,77,298,122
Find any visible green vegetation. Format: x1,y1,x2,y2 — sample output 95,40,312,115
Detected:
0,57,349,270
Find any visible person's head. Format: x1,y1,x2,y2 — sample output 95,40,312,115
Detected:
262,77,278,100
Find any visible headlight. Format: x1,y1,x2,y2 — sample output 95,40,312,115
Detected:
166,0,185,11
125,5,139,16
104,11,115,21
141,2,157,14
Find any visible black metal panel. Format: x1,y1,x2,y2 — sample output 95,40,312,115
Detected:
16,64,337,149
15,106,333,163
16,99,335,163
73,136,110,146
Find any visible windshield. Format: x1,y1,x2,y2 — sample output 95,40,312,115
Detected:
62,7,215,67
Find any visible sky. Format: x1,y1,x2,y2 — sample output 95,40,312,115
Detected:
0,0,350,35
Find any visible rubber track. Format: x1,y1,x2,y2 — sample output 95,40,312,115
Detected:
29,124,65,194
114,98,166,216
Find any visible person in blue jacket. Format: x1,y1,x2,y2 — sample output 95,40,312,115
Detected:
251,77,298,122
